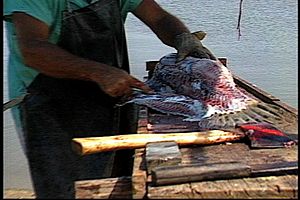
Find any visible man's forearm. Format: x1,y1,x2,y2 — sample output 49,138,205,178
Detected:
12,12,151,97
151,12,190,47
133,0,216,61
20,39,108,82
19,39,152,97
133,0,190,48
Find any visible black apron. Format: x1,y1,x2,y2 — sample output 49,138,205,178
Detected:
20,0,137,198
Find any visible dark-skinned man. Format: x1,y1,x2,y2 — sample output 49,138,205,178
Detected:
4,0,216,198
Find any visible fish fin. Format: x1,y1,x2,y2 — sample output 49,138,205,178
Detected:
192,31,207,41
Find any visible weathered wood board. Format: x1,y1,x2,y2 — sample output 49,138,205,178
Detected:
132,148,148,199
148,175,298,199
132,108,298,198
132,118,298,198
132,94,297,199
76,176,132,199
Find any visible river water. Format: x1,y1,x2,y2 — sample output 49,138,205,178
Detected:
3,0,298,190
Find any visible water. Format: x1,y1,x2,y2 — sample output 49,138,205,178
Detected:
3,0,298,190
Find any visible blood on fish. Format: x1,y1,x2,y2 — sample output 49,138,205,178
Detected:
125,53,257,121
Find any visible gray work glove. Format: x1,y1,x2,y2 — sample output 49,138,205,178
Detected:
174,31,217,62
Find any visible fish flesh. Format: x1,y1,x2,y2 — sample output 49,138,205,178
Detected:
122,53,297,132
126,53,257,121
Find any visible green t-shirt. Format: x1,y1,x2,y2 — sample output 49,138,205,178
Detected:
3,0,143,128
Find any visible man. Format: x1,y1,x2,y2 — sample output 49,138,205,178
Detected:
4,0,216,198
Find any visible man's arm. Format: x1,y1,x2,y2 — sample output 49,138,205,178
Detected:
133,0,216,61
132,0,189,47
12,12,151,97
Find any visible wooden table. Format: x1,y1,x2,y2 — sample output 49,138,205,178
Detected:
131,107,298,199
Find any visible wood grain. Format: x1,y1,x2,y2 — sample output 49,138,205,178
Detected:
146,143,298,199
151,162,251,186
75,176,132,199
148,175,298,199
72,130,244,155
132,148,147,199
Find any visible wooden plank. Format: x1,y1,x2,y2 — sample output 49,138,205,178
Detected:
132,148,147,199
151,162,251,186
146,143,298,198
75,176,132,199
179,143,298,167
131,107,149,199
148,175,298,199
271,100,298,116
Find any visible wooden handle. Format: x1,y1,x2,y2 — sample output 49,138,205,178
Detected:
72,130,244,155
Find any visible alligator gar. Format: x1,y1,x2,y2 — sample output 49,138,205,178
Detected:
123,53,297,132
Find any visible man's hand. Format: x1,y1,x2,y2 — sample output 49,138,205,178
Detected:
92,65,153,98
175,31,217,62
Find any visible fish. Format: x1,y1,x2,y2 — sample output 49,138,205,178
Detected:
122,53,297,132
126,53,256,120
